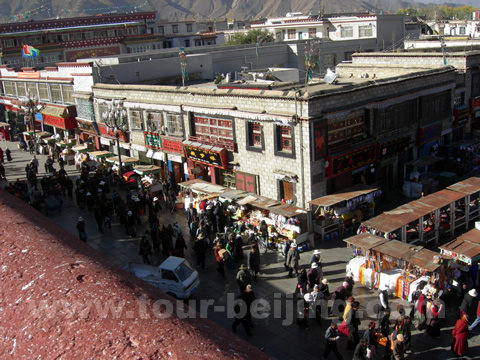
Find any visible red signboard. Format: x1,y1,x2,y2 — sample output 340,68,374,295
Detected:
98,124,128,142
327,144,376,178
42,115,67,129
161,136,184,155
471,96,480,112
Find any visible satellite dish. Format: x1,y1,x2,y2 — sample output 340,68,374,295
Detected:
323,68,338,84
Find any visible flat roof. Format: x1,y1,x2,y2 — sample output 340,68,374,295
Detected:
447,177,480,195
309,184,378,207
343,232,388,250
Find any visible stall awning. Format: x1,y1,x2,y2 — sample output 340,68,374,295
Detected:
236,195,258,205
439,228,480,263
417,189,467,209
72,144,91,153
404,248,446,272
105,156,140,165
133,165,162,175
309,184,379,207
41,105,67,118
447,177,480,195
35,131,52,138
178,179,226,196
0,122,9,127
56,140,76,147
88,151,115,159
343,233,388,250
373,240,423,260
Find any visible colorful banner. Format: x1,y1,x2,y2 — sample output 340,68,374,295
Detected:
184,144,227,169
327,144,376,178
144,132,162,150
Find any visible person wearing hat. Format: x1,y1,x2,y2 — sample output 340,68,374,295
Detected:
307,262,320,292
459,288,477,318
76,216,87,242
242,284,255,328
392,333,405,360
298,292,313,329
193,232,207,269
344,271,355,298
236,264,252,294
311,249,322,269
286,242,300,278
319,278,330,300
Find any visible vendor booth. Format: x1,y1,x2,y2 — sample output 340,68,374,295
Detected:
346,234,447,301
447,177,480,229
359,189,467,244
308,184,380,242
133,165,163,195
439,227,480,266
0,122,11,141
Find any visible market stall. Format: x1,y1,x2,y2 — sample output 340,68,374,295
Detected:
0,122,11,141
178,179,226,210
346,235,447,300
447,177,480,229
133,165,163,195
439,227,480,266
308,184,380,242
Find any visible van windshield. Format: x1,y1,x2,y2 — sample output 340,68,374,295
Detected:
175,262,194,282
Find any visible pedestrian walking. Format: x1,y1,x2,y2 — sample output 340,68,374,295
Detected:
352,337,367,360
168,187,177,213
236,264,252,294
346,301,361,350
459,288,477,318
322,321,342,360
468,298,480,331
76,217,87,242
247,245,260,281
6,148,12,161
242,284,255,328
286,243,300,277
451,314,469,357
193,233,206,269
232,296,252,336
392,333,405,360
214,243,226,278
139,235,152,264
174,233,187,258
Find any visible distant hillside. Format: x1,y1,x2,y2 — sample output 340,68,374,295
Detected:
0,0,464,23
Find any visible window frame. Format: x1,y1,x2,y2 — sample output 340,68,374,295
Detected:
274,124,295,158
246,121,264,152
129,109,144,130
340,25,353,38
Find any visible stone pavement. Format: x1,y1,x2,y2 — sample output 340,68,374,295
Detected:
1,141,479,360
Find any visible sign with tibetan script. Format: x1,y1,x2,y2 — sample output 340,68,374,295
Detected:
144,132,162,150
327,144,376,178
98,124,127,142
161,136,184,155
377,136,410,162
184,144,227,169
77,119,99,135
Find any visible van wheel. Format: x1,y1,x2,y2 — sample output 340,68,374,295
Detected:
166,292,177,299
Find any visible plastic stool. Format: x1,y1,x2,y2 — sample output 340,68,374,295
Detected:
333,231,339,239
324,234,331,242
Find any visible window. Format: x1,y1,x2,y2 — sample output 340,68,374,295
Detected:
146,111,163,132
194,115,233,141
129,109,143,130
172,25,179,33
323,54,336,70
75,33,83,40
246,121,263,151
375,101,417,133
340,26,353,38
50,84,61,102
158,26,165,35
3,39,14,48
308,28,316,38
62,85,74,104
84,31,94,39
127,27,138,35
185,39,190,47
165,113,183,136
161,269,178,282
3,81,14,95
16,83,26,97
107,29,115,37
359,25,373,37
459,27,466,35
26,83,37,98
288,29,296,39
38,83,49,101
274,125,295,157
186,23,193,32
454,92,465,107
420,91,451,124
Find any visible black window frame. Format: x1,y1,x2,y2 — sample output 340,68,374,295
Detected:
273,124,295,159
246,121,264,152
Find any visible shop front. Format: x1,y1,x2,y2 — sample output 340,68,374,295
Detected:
76,118,100,145
183,140,228,185
376,135,410,192
470,95,480,131
40,105,77,138
326,142,377,193
162,135,186,188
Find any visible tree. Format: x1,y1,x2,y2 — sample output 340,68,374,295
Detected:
225,29,274,46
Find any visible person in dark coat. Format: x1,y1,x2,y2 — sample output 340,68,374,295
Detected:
380,307,391,337
363,321,377,359
332,282,348,317
93,203,104,234
459,288,477,318
310,249,322,268
186,203,197,226
236,264,252,294
344,271,355,298
452,314,469,357
296,268,308,298
161,225,172,258
193,233,206,269
346,301,361,350
286,243,300,277
352,337,367,360
214,243,226,278
426,297,442,337
232,295,252,336
247,245,260,281
241,284,255,328
323,321,342,360
174,234,187,258
213,202,224,234
307,263,320,292
138,235,152,264
76,217,87,242
5,148,12,162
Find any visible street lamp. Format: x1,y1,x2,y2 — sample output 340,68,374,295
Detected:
21,91,39,154
101,100,127,179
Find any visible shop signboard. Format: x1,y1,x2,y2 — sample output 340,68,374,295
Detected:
161,136,184,155
471,96,480,112
144,131,163,150
184,144,227,169
312,121,327,161
453,106,470,126
418,122,442,146
43,115,67,129
98,124,127,142
167,154,183,163
77,119,99,135
236,172,258,194
377,136,410,162
327,143,376,178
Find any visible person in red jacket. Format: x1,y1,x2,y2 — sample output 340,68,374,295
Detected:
468,299,480,331
452,314,469,357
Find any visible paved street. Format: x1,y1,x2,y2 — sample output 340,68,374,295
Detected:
1,141,479,360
